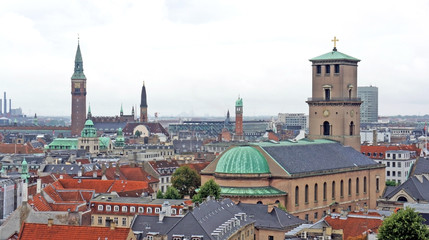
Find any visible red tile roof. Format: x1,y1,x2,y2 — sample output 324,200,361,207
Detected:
76,158,90,164
18,222,134,240
55,179,150,195
180,162,210,174
361,144,420,159
325,213,383,240
148,160,179,176
0,142,43,154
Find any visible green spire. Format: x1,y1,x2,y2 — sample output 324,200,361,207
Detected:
115,128,125,148
120,103,123,115
87,103,92,119
21,158,29,181
235,96,243,107
71,41,87,80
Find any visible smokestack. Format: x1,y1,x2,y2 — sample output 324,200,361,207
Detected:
3,92,6,116
373,129,377,146
9,99,11,114
0,99,2,114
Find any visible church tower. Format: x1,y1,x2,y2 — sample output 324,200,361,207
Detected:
140,82,148,122
71,41,87,136
307,37,362,151
234,97,243,140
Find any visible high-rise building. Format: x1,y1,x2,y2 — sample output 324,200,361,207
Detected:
306,38,362,151
358,86,378,123
70,42,87,136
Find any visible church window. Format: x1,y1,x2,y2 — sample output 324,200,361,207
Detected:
295,186,299,205
332,181,336,199
350,121,355,135
348,89,352,99
356,178,360,195
340,180,344,197
334,64,340,74
348,179,352,196
325,65,330,74
323,121,331,136
314,183,318,202
376,178,380,192
323,182,327,201
324,88,331,100
397,196,407,202
316,65,321,74
364,177,367,193
305,185,309,204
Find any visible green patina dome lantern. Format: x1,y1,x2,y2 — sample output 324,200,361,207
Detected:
81,119,97,138
215,146,270,174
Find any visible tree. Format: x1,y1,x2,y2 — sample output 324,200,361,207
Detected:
172,166,201,197
386,180,397,186
192,179,221,203
156,189,164,199
378,207,429,240
135,130,141,138
164,186,181,199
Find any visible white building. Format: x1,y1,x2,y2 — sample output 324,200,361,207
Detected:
277,113,308,130
375,150,417,185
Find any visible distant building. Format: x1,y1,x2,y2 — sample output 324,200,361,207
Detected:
358,86,378,123
277,113,308,130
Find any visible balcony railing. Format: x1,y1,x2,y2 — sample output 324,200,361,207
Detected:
307,97,361,102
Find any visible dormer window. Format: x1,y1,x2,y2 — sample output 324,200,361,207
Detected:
106,205,111,211
97,205,103,211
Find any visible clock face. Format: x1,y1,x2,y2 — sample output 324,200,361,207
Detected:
323,110,330,117
74,83,80,88
350,110,355,117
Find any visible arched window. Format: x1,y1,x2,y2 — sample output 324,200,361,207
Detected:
323,121,331,136
348,89,352,99
340,180,344,197
376,178,380,192
350,121,355,135
332,181,336,199
348,178,352,196
356,178,360,195
257,201,263,204
397,196,408,202
314,183,318,202
363,177,367,193
295,186,299,205
305,185,309,204
323,182,327,201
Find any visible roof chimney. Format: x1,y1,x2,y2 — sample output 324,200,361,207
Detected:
36,178,42,194
48,218,54,227
110,221,116,230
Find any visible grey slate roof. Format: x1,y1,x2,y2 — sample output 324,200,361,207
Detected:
131,215,181,238
42,163,98,174
384,175,429,201
93,122,127,133
261,142,379,174
236,203,306,230
411,157,429,176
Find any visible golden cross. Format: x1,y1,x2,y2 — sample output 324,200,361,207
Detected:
331,36,339,48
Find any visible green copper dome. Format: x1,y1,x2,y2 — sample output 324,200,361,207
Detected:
81,119,97,138
235,97,243,107
215,146,270,174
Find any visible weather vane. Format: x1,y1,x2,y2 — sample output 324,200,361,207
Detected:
332,36,339,51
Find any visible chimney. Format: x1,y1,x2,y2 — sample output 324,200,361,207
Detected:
0,99,2,114
9,99,11,114
48,218,54,227
93,170,97,178
159,211,165,222
373,129,377,146
267,203,275,213
3,92,6,116
78,166,83,177
36,178,42,194
110,221,116,230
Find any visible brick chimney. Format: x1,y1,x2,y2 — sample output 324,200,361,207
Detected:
48,218,54,227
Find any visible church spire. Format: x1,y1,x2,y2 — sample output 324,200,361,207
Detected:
120,103,123,116
87,103,92,119
140,81,147,108
71,40,86,80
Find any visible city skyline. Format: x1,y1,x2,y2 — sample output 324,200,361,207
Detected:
1,0,428,117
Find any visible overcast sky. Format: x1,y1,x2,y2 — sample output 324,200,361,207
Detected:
1,0,428,118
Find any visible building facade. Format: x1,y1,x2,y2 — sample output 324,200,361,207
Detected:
358,86,378,123
277,113,308,130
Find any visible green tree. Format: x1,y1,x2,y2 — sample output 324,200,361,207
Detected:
378,207,429,240
164,186,181,199
156,189,164,199
386,180,397,186
135,130,141,138
172,166,201,197
192,179,221,203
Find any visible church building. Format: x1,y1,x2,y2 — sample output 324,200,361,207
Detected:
201,39,385,222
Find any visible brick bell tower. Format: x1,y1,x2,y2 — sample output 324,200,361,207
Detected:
234,96,244,141
71,40,87,136
306,37,362,151
140,81,148,122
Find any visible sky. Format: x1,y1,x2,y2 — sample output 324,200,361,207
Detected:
0,0,428,118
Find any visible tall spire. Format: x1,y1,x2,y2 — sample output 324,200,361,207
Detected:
120,103,123,116
71,39,86,80
87,103,92,119
140,81,147,108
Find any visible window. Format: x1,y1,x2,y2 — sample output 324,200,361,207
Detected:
91,216,94,225
398,162,401,168
147,207,152,213
98,205,103,211
295,186,299,205
305,185,309,204
114,217,118,224
314,212,318,219
155,208,161,213
172,208,177,215
392,171,396,177
130,207,135,213
114,205,119,212
323,121,331,136
325,65,331,74
138,207,144,213
268,236,274,240
387,162,390,167
398,171,402,177
387,171,390,176
316,65,321,74
324,88,331,100
348,178,352,196
314,183,318,202
122,206,128,212
106,205,111,211
323,182,327,201
392,162,396,167
332,181,336,199
122,217,127,226
356,178,359,195
364,177,367,193
340,180,344,197
305,214,309,221
98,216,102,225
376,178,380,192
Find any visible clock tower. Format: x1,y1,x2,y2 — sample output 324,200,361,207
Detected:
234,96,243,141
71,41,87,136
306,37,362,151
